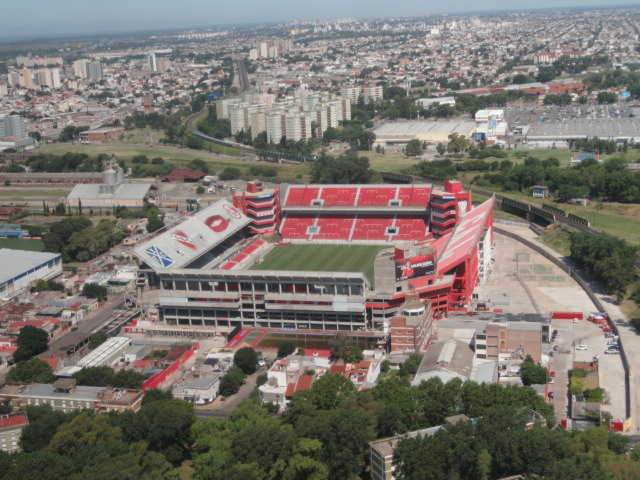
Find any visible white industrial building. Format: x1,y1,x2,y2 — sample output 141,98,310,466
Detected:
56,337,132,377
0,249,62,300
67,157,151,209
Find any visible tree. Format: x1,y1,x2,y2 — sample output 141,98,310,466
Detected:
82,283,108,301
19,405,70,452
234,347,259,374
296,409,373,480
7,357,55,383
146,210,165,233
520,355,549,386
72,366,144,389
344,346,364,364
118,399,196,465
278,340,297,358
405,139,423,157
88,332,107,349
220,167,241,181
310,151,376,184
14,325,49,362
329,333,349,360
399,354,422,378
142,389,174,405
304,373,355,410
219,366,247,397
196,186,205,194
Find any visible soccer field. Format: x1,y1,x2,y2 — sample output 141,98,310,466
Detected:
0,238,44,252
251,244,388,285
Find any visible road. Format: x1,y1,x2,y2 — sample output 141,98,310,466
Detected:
44,297,126,360
195,366,266,419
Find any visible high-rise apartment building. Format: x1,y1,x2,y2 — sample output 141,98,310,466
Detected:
87,62,104,79
19,68,33,89
0,115,26,138
148,53,157,72
341,86,362,104
7,72,19,87
363,85,384,103
73,60,89,79
156,58,172,73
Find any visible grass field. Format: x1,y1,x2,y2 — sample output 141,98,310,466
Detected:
251,244,388,285
0,238,44,251
485,188,640,246
37,143,310,184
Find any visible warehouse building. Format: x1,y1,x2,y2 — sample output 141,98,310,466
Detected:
0,249,62,300
67,157,151,209
372,120,476,148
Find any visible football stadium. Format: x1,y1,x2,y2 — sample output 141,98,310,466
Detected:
134,180,494,353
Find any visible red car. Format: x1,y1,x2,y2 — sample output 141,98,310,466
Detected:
602,327,613,333
549,370,556,377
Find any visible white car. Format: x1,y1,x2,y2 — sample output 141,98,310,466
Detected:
575,344,588,351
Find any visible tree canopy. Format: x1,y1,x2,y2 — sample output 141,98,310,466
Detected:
14,325,49,362
310,151,377,184
233,347,259,375
6,357,55,383
570,231,638,300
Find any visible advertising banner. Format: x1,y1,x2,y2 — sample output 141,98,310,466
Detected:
395,253,435,281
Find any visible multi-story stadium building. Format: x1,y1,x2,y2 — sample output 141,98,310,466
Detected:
134,181,494,343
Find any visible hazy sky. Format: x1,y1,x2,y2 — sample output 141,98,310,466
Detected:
2,0,638,40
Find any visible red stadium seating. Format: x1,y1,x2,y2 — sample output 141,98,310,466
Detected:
279,215,317,239
280,185,432,242
313,215,355,240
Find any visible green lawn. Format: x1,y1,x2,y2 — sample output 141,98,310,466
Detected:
37,143,311,184
0,238,44,251
251,244,388,286
486,188,640,246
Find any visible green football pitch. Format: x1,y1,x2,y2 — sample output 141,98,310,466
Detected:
250,244,389,285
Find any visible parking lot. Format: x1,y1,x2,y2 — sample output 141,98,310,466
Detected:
549,318,626,422
487,224,629,425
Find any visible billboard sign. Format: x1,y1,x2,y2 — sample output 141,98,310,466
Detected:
395,253,435,281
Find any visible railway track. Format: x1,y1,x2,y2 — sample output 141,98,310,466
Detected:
380,173,640,270
183,58,253,152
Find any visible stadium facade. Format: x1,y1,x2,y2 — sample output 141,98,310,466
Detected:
134,182,494,344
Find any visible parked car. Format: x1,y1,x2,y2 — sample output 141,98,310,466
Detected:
549,378,555,384
548,392,555,399
605,348,620,355
550,370,556,377
604,332,616,338
576,344,588,351
607,340,619,346
602,326,613,333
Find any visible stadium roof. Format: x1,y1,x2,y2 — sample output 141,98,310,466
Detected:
435,196,495,274
134,200,251,270
0,249,60,285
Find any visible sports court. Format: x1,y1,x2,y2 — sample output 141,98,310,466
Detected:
225,328,380,351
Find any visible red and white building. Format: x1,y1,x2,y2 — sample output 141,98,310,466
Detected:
232,181,280,235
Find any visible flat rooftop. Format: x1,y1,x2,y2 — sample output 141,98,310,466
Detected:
0,249,60,285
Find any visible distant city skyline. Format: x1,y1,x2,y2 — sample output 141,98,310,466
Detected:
2,0,639,41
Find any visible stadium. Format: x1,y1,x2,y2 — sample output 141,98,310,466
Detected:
133,181,494,353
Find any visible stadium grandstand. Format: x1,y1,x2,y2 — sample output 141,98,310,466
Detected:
135,182,494,352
